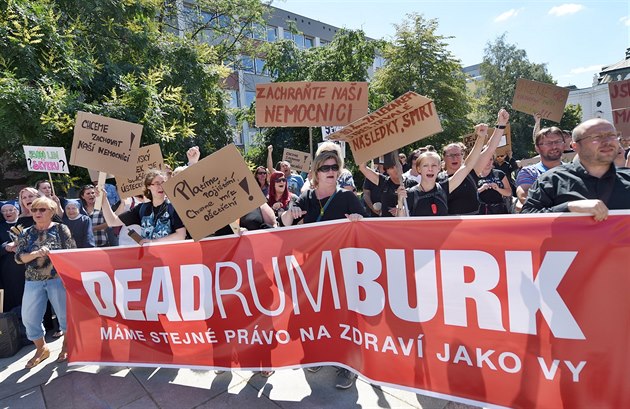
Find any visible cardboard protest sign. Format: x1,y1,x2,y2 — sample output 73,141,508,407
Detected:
462,125,512,157
23,146,69,174
329,92,442,165
115,144,164,198
162,144,266,241
70,111,142,177
512,79,569,123
282,148,312,173
608,79,630,111
255,82,368,127
612,107,630,137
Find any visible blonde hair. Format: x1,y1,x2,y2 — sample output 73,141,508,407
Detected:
315,141,345,170
415,151,442,171
30,196,58,214
18,187,40,215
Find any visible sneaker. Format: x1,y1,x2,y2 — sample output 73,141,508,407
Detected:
306,366,322,373
335,368,357,389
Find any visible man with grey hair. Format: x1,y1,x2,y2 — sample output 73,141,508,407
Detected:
522,118,630,220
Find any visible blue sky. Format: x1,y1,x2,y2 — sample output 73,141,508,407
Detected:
275,0,630,89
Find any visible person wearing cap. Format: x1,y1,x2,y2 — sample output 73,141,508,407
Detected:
62,199,95,248
522,118,630,220
0,200,26,313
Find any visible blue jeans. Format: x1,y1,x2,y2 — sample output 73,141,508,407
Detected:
22,278,67,341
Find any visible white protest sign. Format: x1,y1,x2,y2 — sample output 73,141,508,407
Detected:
23,146,69,174
322,126,344,141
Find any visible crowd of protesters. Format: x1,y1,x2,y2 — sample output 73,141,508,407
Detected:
1,111,629,387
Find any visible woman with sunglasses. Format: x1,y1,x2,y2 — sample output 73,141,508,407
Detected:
100,169,186,244
15,196,76,368
255,166,270,197
268,171,297,222
280,148,363,389
282,150,364,226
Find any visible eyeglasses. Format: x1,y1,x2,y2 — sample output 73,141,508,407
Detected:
317,164,340,173
444,153,462,158
150,181,165,186
31,208,49,213
537,140,565,148
579,132,621,144
256,171,267,175
276,178,287,183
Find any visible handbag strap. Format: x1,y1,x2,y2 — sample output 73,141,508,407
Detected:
315,188,341,222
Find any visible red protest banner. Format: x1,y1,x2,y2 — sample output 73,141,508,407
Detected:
255,81,368,127
50,214,630,409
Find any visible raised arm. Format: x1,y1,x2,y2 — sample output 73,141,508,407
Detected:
358,163,380,186
267,145,274,175
99,188,124,228
532,113,542,140
448,126,486,193
475,108,510,174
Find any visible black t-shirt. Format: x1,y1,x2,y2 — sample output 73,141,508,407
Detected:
362,177,383,203
437,171,479,215
406,180,449,216
118,201,184,240
375,173,417,217
293,189,365,224
471,169,506,205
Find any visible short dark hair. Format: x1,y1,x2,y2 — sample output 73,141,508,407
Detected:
534,127,564,145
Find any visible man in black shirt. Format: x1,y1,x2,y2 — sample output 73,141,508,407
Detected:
522,118,630,220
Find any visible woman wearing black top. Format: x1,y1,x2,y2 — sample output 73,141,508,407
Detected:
281,150,364,225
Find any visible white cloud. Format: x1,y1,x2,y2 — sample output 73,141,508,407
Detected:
569,65,602,74
548,4,585,17
620,16,630,26
494,8,523,23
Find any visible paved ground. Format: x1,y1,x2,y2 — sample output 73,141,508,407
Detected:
0,336,481,409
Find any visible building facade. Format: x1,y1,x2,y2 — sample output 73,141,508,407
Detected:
566,48,630,124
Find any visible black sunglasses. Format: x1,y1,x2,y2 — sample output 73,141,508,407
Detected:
317,164,340,173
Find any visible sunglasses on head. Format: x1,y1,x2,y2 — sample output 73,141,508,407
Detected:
31,208,49,213
317,164,340,173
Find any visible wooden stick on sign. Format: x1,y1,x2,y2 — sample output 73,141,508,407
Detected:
94,171,107,211
47,172,56,197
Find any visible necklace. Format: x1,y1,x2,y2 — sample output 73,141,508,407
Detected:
316,190,335,218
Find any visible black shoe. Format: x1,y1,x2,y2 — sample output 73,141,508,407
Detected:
335,368,357,389
306,366,322,373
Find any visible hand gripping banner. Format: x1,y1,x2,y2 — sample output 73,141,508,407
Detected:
50,213,630,409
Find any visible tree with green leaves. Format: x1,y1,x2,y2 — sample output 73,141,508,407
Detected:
0,0,268,196
478,34,562,159
248,28,378,170
370,13,472,152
